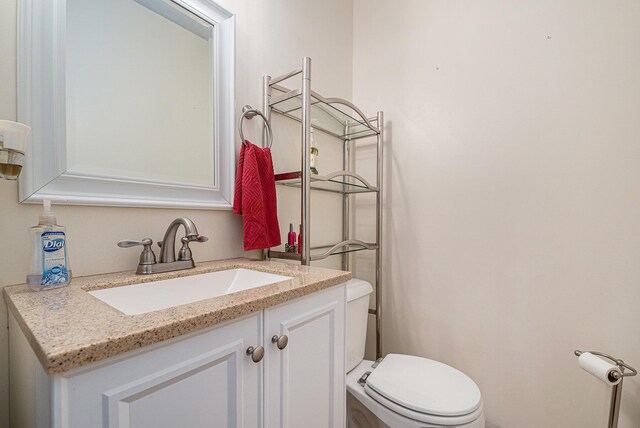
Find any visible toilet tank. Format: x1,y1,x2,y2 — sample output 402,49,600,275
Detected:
346,279,374,373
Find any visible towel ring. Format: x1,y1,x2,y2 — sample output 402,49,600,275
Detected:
238,105,273,149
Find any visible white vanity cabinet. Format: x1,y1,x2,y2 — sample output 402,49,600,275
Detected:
10,311,263,428
9,284,346,428
264,287,346,427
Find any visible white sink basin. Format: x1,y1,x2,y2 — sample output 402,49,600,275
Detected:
89,268,292,315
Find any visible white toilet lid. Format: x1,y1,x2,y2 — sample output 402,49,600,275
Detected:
365,354,482,417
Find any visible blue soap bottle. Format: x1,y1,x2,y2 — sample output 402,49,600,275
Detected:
26,200,72,291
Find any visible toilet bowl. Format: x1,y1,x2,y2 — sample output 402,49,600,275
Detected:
345,279,485,428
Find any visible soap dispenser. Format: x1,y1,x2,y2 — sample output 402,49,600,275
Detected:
27,200,72,291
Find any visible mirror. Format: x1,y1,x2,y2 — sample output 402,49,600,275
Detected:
66,0,215,186
18,0,235,208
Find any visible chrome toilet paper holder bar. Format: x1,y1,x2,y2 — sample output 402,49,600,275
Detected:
574,350,637,428
575,350,638,379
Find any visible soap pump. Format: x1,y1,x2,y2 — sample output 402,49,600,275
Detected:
26,200,72,291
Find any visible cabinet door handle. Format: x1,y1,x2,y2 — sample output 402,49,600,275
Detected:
271,335,289,350
246,346,264,363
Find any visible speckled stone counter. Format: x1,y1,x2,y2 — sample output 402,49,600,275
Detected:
4,258,351,374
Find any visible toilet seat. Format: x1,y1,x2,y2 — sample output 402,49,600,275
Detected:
363,354,483,425
364,383,484,426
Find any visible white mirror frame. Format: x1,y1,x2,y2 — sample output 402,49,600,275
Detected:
18,0,236,209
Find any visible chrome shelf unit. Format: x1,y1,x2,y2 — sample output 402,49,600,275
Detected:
263,57,384,358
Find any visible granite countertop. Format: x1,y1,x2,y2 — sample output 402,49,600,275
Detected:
4,258,351,374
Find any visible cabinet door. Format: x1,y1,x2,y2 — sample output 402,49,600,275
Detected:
55,313,262,428
264,285,346,428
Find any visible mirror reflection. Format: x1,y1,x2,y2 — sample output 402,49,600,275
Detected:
65,0,215,186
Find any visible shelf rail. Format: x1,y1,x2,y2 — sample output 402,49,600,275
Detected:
268,239,378,262
268,85,380,140
274,170,378,194
311,91,379,134
269,68,302,86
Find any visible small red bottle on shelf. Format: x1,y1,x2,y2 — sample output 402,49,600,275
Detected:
286,223,297,252
298,224,303,254
288,223,296,246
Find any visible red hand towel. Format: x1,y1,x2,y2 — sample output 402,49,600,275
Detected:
233,140,281,251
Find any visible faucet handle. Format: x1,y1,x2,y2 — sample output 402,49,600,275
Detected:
177,235,207,261
118,238,157,266
118,238,153,248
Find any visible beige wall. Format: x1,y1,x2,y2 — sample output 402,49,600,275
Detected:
0,0,353,424
353,0,640,427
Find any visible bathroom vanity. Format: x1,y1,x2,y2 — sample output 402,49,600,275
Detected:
5,259,350,428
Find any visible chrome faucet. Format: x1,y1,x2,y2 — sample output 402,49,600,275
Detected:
118,217,208,275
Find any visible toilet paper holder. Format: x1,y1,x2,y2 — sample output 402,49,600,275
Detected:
574,350,637,428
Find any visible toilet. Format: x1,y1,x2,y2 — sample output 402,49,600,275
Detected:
345,279,485,428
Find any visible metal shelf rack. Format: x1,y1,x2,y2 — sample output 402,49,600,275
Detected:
262,57,384,358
